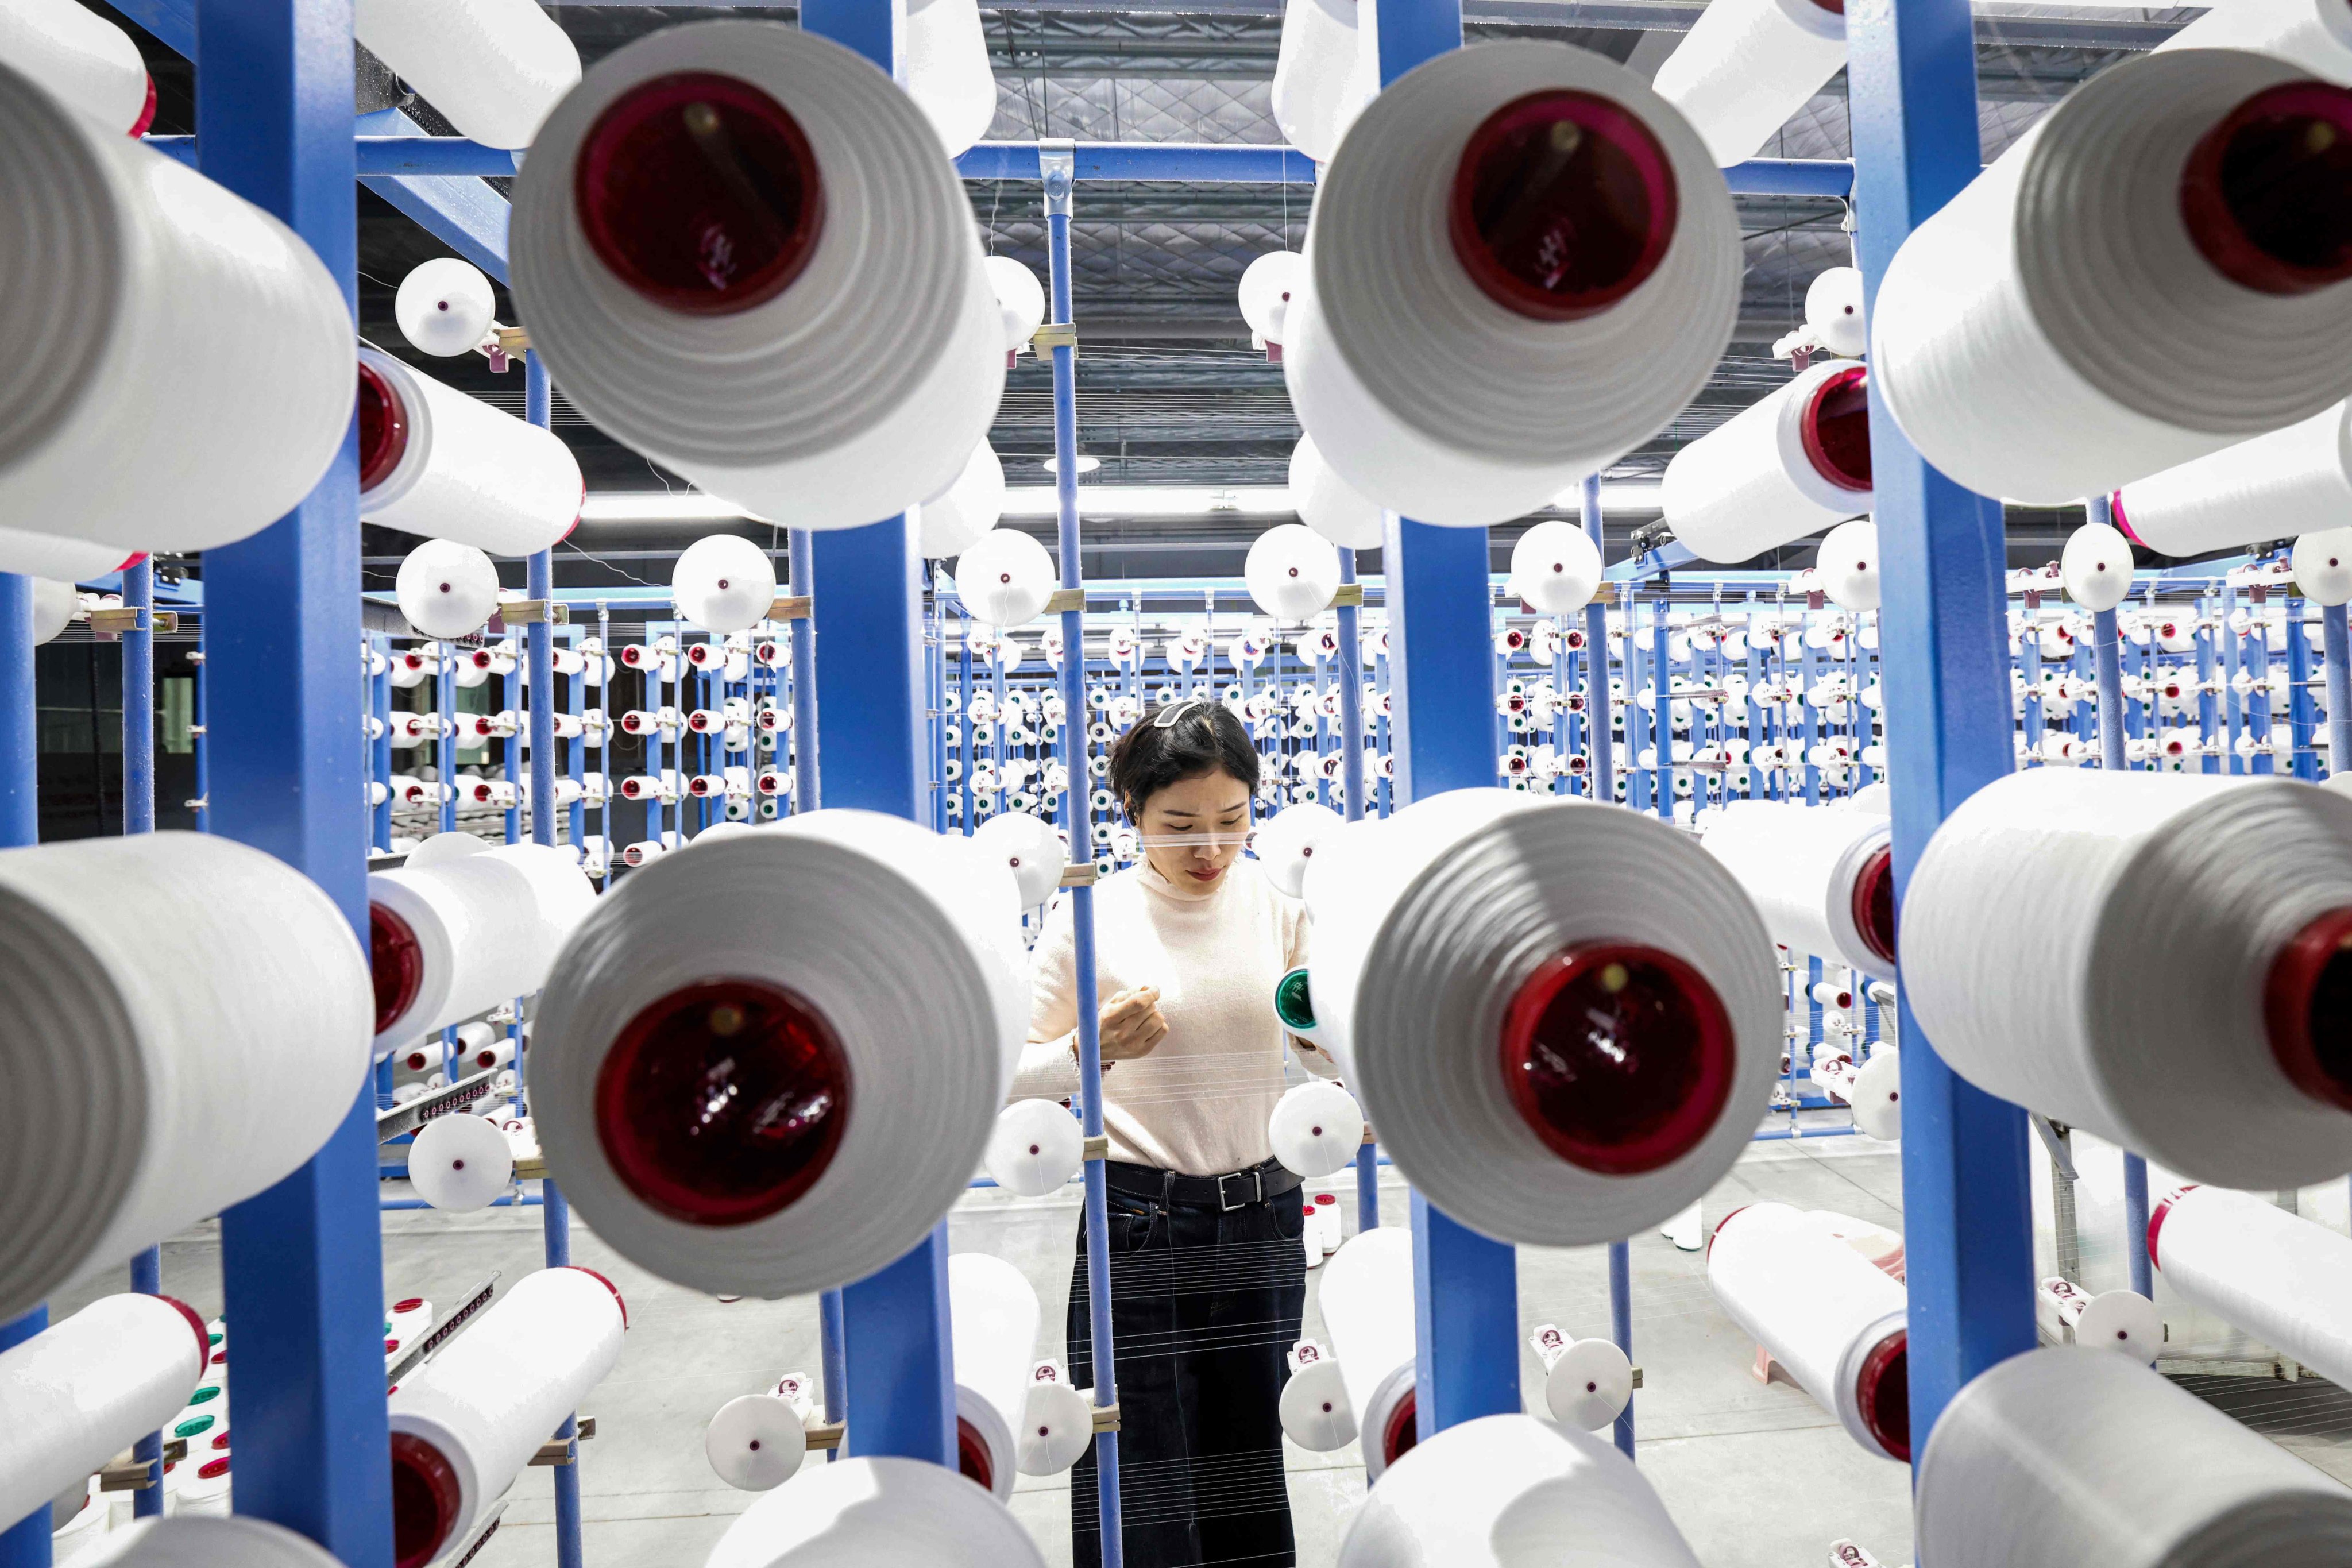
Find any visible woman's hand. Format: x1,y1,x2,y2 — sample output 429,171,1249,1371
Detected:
1098,986,1168,1062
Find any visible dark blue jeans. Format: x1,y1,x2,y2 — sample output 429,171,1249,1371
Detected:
1068,1173,1307,1568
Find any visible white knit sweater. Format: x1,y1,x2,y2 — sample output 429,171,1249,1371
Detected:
1013,858,1310,1175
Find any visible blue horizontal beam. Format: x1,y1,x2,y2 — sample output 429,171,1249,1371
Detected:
148,134,519,176
356,109,513,282
1724,157,1854,198
957,141,1849,196
1603,540,1702,582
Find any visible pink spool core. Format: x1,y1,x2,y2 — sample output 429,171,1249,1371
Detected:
370,903,426,1037
1500,942,1736,1176
563,1264,631,1328
2264,907,2352,1113
957,1416,994,1492
357,362,409,495
130,74,157,139
1382,1391,1419,1467
1855,1330,1911,1462
1799,366,1872,493
1447,90,1679,322
1849,845,1898,969
2146,1184,2197,1270
2106,490,2147,548
594,977,851,1225
576,72,825,315
157,1294,211,1374
2180,82,2352,297
388,1432,462,1568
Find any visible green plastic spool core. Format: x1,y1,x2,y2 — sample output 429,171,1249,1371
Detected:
1275,968,1316,1032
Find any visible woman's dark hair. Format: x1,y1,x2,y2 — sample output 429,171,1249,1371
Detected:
1109,700,1260,821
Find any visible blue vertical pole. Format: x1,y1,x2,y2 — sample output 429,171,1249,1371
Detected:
2289,597,2318,782
800,0,955,1471
1651,602,1672,821
370,638,392,851
0,578,44,1567
196,0,393,1557
2087,595,2154,1297
1609,1237,1635,1459
789,532,820,813
1581,478,1612,804
1847,0,2039,1449
125,562,167,1518
194,624,210,834
1337,554,1378,1229
2324,605,2352,784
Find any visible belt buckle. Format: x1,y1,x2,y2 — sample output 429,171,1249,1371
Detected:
1218,1169,1261,1211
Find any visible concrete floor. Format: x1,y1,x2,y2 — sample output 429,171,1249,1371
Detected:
56,1128,1934,1567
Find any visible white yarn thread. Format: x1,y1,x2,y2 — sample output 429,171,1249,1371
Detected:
1288,434,1384,551
1698,799,1895,976
1286,43,1739,526
971,809,1067,907
1661,360,1872,563
408,1113,517,1214
1272,0,1360,164
353,0,578,149
2112,399,2352,557
1902,770,2352,1187
0,60,353,553
672,535,778,635
904,0,995,158
511,22,1004,531
953,530,1056,628
1705,1203,1910,1461
917,441,1006,559
2151,1184,2352,1391
1817,517,1879,612
1268,1080,1365,1178
357,348,582,557
531,811,1025,1298
1648,0,1845,166
1245,523,1342,622
1252,800,1342,899
73,1517,347,1567
0,833,372,1323
1304,1227,1419,1479
1306,790,1778,1245
396,259,497,359
704,1455,1046,1567
0,0,150,135
396,542,501,639
2157,0,2352,86
389,1267,625,1565
0,1294,206,1532
984,1099,1083,1196
1338,1413,1702,1567
948,1252,1038,1500
1871,49,2352,504
1507,520,1601,616
368,843,598,1057
1915,1346,2352,1568
2061,521,2134,612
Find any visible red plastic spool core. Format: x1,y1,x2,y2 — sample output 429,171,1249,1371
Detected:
575,71,825,315
594,976,852,1225
1855,1330,1911,1462
156,1294,211,1373
389,1432,462,1568
1799,366,1872,493
2264,907,2352,1114
370,903,425,1037
956,1416,994,1492
1849,845,1898,969
563,1264,631,1329
356,362,409,495
2180,81,2352,297
2107,490,2148,548
1382,1391,1419,1468
1500,941,1737,1176
2146,1184,2197,1270
1447,90,1679,322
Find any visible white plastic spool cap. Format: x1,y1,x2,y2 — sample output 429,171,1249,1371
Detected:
1278,1355,1357,1450
29,580,78,647
408,1113,517,1213
396,258,498,358
984,1099,1084,1197
705,1392,809,1490
1238,250,1306,349
2073,1289,2163,1364
919,439,1007,559
673,534,778,635
1542,1337,1635,1431
1508,520,1603,616
984,256,1046,359
2293,527,2352,606
1017,1374,1093,1476
1245,523,1342,623
1819,517,1881,612
1805,265,1867,358
1288,434,1385,551
972,809,1068,907
396,540,501,639
1253,800,1344,899
955,529,1056,628
2061,522,2134,612
1268,1080,1365,1179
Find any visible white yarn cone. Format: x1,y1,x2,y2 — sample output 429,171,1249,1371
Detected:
1902,770,2352,1187
0,833,372,1322
1253,800,1342,898
2151,1183,2352,1391
510,22,1005,531
2293,527,2352,605
389,1267,627,1567
358,348,582,556
673,535,778,635
918,440,1006,558
971,808,1067,906
984,1099,1083,1196
2156,0,2352,86
73,1517,347,1567
1245,523,1342,622
984,257,1045,361
1272,0,1361,164
1871,50,2352,504
0,60,353,554
368,843,598,1057
1508,520,1601,615
706,1389,809,1491
396,541,501,639
904,0,996,158
1288,434,1384,551
1238,250,1307,354
1650,0,1845,166
2061,522,2133,611
948,1253,1038,1500
1338,1414,1703,1567
1662,360,1872,563
1805,265,1866,358
1850,1049,1901,1141
1280,1346,1355,1451
529,812,1025,1299
1308,1227,1420,1479
409,1113,517,1214
30,578,80,646
353,0,580,149
1699,799,1896,975
1268,1080,1365,1178
2112,399,2352,557
1818,517,1880,611
396,258,498,358
1915,1347,2352,1567
1538,1335,1634,1431
0,0,152,135
0,527,134,583
954,530,1056,628
0,1293,207,1533
704,1456,1046,1567
1017,1368,1092,1476
1286,42,1739,526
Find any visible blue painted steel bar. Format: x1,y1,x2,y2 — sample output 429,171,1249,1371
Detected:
1609,1240,1635,1458
2088,594,2156,1296
129,1246,165,1519
370,639,393,850
958,141,1320,183
1603,539,1701,583
1651,604,1672,821
804,0,956,1470
2327,606,2352,782
195,2,393,1558
1582,478,1613,803
2289,598,2318,782
819,1289,848,1461
0,586,49,1568
1044,158,1125,1562
354,110,512,280
193,626,211,834
1336,549,1378,1229
125,559,155,835
1847,0,2039,1450
789,532,821,812
148,133,520,176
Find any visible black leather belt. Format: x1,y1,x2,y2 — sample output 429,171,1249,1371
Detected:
1105,1156,1303,1212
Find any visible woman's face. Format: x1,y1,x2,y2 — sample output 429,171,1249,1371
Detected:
1134,768,1252,891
